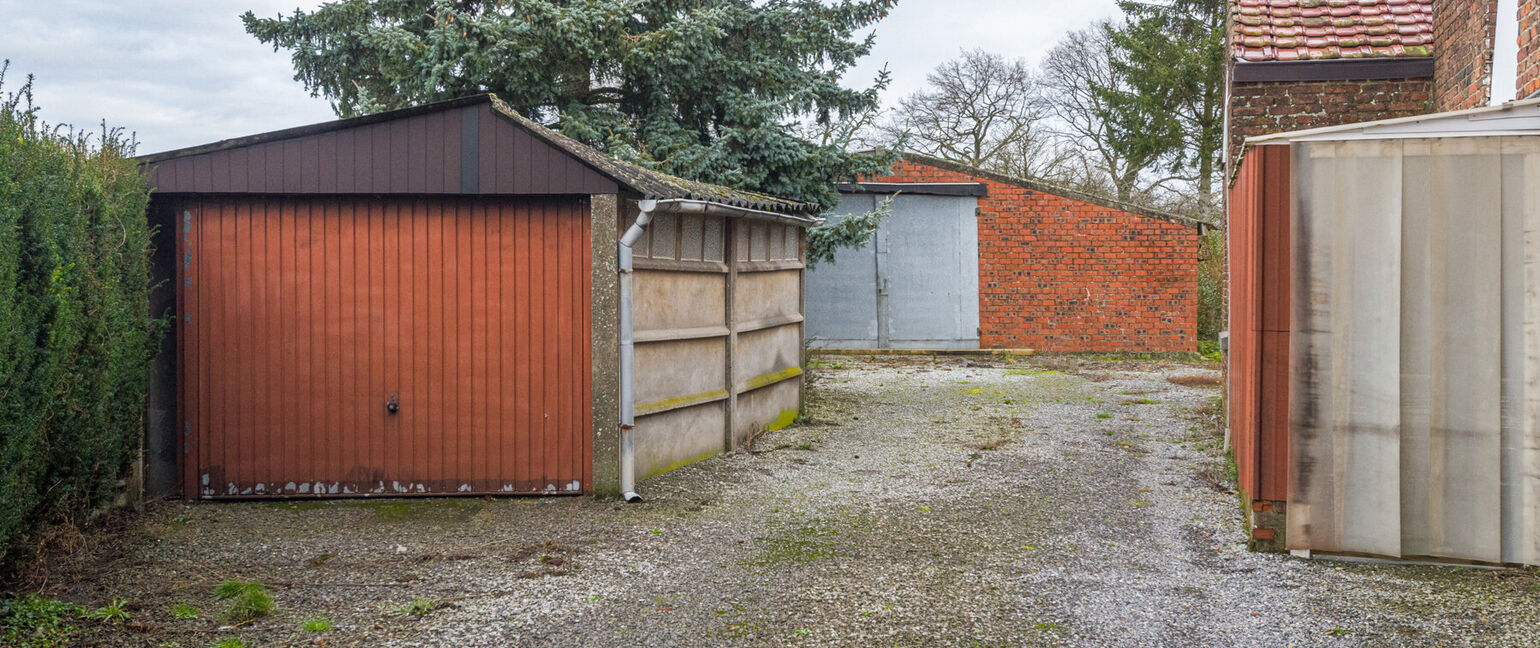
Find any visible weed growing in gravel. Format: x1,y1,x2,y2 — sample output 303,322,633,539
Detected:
1325,626,1353,637
211,637,246,648
1,594,81,648
743,516,852,568
1095,413,1112,419
302,617,332,632
86,597,130,624
388,598,443,618
214,581,273,624
1005,368,1060,377
1123,398,1158,405
966,434,1013,451
170,603,199,619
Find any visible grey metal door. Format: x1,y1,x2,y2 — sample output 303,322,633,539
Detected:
806,192,979,349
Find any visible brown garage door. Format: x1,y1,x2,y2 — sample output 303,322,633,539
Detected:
176,196,592,498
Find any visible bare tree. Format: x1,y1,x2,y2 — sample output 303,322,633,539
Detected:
1039,24,1164,202
985,128,1076,183
884,50,1050,169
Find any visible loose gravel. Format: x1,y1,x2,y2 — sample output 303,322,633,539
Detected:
48,355,1540,647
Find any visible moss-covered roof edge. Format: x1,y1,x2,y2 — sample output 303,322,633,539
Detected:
900,153,1216,232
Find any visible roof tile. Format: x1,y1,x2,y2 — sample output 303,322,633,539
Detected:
1231,0,1432,62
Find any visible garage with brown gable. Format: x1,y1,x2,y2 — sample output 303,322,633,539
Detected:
140,94,814,500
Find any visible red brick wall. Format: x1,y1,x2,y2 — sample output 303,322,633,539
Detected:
1434,0,1499,110
873,159,1199,353
1227,78,1433,165
1522,0,1540,98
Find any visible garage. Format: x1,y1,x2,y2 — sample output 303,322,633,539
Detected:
806,154,1206,352
140,95,815,499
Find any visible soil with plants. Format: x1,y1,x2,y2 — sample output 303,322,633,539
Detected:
8,355,1540,647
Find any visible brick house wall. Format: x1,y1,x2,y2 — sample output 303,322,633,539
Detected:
1522,0,1540,97
1227,78,1433,170
872,157,1200,353
1434,0,1500,110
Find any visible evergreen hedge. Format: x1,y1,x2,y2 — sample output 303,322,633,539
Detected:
0,69,160,571
1196,228,1223,342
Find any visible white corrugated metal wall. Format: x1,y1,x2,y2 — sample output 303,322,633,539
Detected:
1289,136,1540,565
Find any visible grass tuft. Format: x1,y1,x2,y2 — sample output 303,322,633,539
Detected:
214,581,273,624
302,617,333,632
170,603,199,620
387,598,443,618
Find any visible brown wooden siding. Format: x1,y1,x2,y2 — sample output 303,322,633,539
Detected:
175,195,592,497
1229,144,1292,503
148,104,618,196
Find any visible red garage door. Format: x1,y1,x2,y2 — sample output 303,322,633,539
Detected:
176,196,592,498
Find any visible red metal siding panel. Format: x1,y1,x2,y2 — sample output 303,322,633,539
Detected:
1229,148,1263,498
1257,145,1293,502
1259,329,1291,501
178,196,592,497
1228,144,1294,503
1260,147,1293,333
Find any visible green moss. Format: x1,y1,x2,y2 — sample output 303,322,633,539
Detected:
641,450,721,481
273,498,481,522
745,366,804,391
636,389,730,416
1004,368,1060,377
765,409,799,432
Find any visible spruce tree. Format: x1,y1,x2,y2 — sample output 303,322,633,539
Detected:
243,0,899,212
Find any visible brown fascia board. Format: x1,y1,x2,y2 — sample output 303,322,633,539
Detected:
900,153,1214,232
137,93,814,217
135,95,495,164
1231,57,1434,83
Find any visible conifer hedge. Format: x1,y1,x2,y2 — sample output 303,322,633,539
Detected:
0,69,160,570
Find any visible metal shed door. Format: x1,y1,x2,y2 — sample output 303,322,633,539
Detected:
805,193,979,349
177,196,592,498
880,194,980,348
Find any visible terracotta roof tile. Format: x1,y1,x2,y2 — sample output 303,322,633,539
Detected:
1231,0,1432,62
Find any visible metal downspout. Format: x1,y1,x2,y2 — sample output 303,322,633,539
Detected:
617,199,656,503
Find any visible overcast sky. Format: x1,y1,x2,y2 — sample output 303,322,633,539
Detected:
0,1,1122,155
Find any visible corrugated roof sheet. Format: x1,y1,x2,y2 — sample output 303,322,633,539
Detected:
1231,0,1433,62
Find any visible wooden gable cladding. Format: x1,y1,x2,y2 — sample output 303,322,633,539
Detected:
144,102,619,196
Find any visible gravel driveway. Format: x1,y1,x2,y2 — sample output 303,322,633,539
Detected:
53,355,1540,647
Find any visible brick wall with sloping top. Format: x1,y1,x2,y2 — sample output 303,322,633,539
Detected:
1434,0,1499,110
871,159,1199,353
